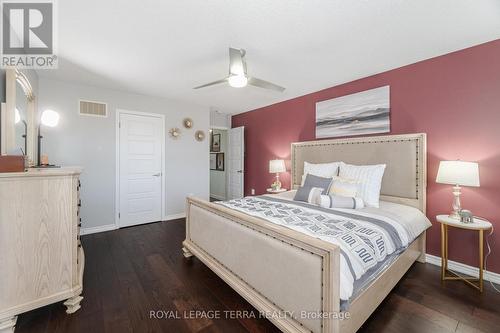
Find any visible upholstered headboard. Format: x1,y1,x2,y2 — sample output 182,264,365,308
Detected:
291,133,427,212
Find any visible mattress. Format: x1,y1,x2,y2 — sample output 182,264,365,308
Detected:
217,191,431,308
270,190,430,242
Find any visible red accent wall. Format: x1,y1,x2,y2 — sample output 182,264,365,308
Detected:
232,39,500,273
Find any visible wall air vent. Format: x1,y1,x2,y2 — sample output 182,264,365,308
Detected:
79,100,108,117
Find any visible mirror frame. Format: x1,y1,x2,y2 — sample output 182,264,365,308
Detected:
0,69,36,165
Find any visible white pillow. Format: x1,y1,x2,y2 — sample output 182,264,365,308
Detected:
339,162,386,208
301,161,340,185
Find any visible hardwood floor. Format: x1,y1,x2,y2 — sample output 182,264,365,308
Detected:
15,219,500,333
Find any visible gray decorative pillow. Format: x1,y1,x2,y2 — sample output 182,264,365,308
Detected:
294,186,323,203
318,195,365,209
302,174,333,194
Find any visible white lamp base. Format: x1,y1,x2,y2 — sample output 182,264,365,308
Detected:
449,185,462,219
271,173,281,190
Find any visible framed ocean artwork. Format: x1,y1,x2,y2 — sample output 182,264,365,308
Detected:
315,85,390,138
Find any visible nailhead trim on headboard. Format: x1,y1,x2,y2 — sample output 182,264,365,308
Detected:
291,134,426,211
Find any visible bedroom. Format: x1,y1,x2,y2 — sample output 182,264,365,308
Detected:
0,1,499,332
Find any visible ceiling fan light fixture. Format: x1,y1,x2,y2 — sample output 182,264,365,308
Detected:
228,74,248,88
194,48,285,92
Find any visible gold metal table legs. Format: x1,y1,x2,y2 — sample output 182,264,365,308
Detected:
441,224,484,292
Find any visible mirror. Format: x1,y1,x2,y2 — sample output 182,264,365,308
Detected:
0,69,36,165
15,82,28,153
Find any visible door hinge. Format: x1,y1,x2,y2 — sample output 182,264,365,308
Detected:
118,212,121,218
118,121,121,128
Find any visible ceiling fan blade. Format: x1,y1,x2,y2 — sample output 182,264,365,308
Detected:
248,77,286,92
229,48,246,76
193,78,228,89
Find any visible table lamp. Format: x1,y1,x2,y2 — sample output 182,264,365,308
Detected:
37,109,60,167
436,160,480,219
15,108,28,154
269,159,286,190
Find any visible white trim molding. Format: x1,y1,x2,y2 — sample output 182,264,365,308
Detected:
425,254,500,285
209,194,226,201
80,224,118,236
165,213,186,221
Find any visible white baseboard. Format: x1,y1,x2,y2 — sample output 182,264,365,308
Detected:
209,194,226,200
81,215,184,236
425,254,500,285
165,213,186,221
80,224,118,235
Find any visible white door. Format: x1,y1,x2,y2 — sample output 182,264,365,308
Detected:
228,126,244,199
119,112,164,227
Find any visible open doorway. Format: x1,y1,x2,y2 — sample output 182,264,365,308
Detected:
209,128,227,201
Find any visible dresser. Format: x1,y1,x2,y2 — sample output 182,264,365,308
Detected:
0,168,84,333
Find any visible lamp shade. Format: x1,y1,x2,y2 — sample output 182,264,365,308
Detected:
436,160,480,187
269,159,286,173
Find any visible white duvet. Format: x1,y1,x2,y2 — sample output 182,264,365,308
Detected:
223,191,431,300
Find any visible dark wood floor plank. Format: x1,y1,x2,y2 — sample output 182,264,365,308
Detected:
14,219,500,333
388,294,458,331
111,226,184,333
143,225,250,333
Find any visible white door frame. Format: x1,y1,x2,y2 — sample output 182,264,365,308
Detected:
115,109,166,228
209,127,230,201
228,126,245,199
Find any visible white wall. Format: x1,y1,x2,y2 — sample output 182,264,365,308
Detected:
209,129,227,200
38,78,209,231
210,109,230,128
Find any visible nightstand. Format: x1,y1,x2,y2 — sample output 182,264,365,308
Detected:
266,188,287,194
436,214,492,292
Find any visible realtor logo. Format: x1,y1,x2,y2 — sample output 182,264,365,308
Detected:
1,0,57,68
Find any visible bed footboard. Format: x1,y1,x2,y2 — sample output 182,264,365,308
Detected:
183,197,342,333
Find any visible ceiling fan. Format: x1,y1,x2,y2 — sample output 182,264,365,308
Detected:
193,48,285,92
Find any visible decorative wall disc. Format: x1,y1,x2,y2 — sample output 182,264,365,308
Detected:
183,118,193,129
195,130,205,141
169,128,181,139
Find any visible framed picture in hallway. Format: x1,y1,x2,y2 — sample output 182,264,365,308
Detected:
210,153,224,171
211,133,221,152
216,153,224,171
315,85,390,138
210,153,217,170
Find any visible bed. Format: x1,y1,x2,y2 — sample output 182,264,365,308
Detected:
183,133,428,333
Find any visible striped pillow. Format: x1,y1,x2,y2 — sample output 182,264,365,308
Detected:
339,162,386,208
318,195,364,209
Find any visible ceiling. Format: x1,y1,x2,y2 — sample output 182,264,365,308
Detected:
38,0,500,114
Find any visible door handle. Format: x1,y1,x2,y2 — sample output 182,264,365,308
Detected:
237,170,243,173
152,173,161,177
